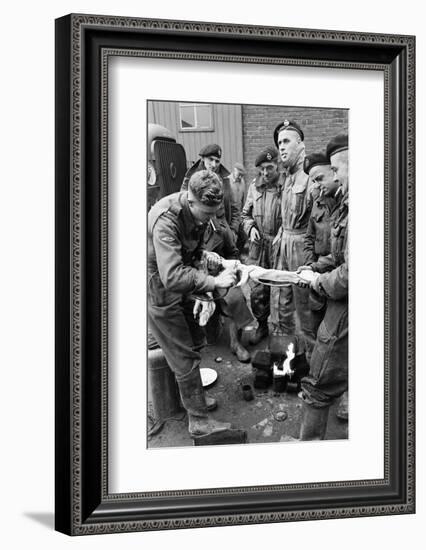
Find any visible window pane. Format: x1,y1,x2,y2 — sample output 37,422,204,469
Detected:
180,105,195,128
196,105,212,128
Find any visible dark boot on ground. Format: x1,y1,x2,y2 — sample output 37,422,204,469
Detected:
229,321,251,362
299,401,330,440
177,366,230,437
336,391,348,421
249,322,269,345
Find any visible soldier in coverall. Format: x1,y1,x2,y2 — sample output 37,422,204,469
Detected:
229,162,249,253
181,144,252,362
302,152,340,337
241,146,282,344
269,120,315,354
298,134,349,440
148,170,238,437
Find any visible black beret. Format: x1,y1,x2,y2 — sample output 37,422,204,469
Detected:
255,146,279,167
199,143,222,159
326,134,348,160
273,119,304,146
303,152,329,175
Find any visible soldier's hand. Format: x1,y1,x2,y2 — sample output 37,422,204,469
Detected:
296,265,313,274
214,269,237,289
250,227,261,242
297,269,320,288
204,251,223,271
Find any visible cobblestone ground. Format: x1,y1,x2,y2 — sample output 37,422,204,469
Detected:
148,321,348,449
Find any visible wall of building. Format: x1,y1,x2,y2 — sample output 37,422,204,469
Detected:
148,100,243,171
242,105,349,183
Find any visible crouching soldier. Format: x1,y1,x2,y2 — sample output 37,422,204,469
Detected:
241,146,282,344
182,144,253,362
298,134,349,440
148,170,237,437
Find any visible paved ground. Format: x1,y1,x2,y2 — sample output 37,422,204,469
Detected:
148,321,348,449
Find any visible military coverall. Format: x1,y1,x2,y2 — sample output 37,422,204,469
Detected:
300,194,348,407
270,153,315,351
241,176,282,324
303,193,337,336
229,171,249,252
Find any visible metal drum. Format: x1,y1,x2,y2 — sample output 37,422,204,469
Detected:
148,348,182,423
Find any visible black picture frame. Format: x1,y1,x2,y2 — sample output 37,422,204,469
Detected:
55,13,415,535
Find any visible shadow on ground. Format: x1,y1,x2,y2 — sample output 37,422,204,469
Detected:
24,512,54,530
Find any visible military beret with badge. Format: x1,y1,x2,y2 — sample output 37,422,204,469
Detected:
255,145,279,167
273,119,304,146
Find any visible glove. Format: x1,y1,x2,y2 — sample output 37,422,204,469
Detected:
193,296,216,327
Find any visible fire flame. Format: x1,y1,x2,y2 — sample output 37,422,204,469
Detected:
273,343,295,377
282,343,295,376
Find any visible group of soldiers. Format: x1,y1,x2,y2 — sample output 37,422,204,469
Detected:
147,118,349,442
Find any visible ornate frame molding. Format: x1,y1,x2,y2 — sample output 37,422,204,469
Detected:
55,14,415,535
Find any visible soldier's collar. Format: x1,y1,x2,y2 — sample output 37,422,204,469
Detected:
180,193,205,234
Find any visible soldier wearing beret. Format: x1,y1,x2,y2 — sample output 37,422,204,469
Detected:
182,144,240,245
301,152,340,337
148,170,237,437
269,120,315,354
298,134,349,439
181,145,252,362
241,146,282,343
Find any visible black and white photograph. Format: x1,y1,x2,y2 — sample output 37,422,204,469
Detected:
147,100,349,448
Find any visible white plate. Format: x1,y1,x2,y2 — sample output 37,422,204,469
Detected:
200,367,218,388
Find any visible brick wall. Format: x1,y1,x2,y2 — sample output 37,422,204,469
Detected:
242,105,348,183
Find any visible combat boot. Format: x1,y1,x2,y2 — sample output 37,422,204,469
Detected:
299,401,330,440
249,322,268,345
229,321,251,362
177,366,231,437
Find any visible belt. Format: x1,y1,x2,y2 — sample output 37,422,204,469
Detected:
282,227,306,235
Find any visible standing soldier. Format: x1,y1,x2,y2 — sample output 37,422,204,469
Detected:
298,134,349,440
148,170,237,437
229,162,249,253
182,144,240,247
302,152,340,337
270,120,315,354
229,162,248,212
241,146,282,344
182,145,252,361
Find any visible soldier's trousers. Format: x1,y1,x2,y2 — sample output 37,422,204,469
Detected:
269,228,316,351
300,297,348,408
148,274,253,380
148,282,202,380
247,234,275,325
